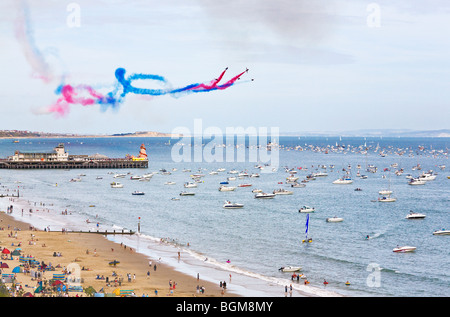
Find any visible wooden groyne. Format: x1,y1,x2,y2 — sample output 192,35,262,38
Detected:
0,159,148,169
55,229,136,235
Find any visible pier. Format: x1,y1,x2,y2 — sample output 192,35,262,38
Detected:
55,229,136,235
0,159,148,169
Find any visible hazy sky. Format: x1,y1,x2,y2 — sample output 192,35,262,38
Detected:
0,0,449,134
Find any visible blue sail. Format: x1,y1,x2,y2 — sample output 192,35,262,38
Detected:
305,214,309,239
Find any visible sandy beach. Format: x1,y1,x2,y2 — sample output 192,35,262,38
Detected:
0,211,237,297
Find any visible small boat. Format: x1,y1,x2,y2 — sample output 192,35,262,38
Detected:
433,229,450,235
113,173,126,178
238,183,252,187
354,188,362,191
165,181,176,185
393,246,416,253
220,181,229,185
96,176,103,180
378,195,397,202
252,189,262,193
286,176,299,182
408,178,426,185
332,177,353,184
219,185,236,192
110,182,123,188
184,182,197,188
227,177,236,181
405,211,426,219
299,206,315,213
313,172,328,177
132,191,145,195
171,197,180,201
223,201,244,209
179,191,195,196
291,183,306,188
70,178,82,182
254,192,275,199
326,217,343,222
273,188,293,195
130,175,142,180
279,266,302,272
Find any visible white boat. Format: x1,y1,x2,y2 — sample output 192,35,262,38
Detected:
219,185,236,192
290,183,306,188
378,195,397,202
279,266,302,272
165,181,176,185
433,229,450,235
273,188,293,195
184,182,198,188
223,201,244,209
393,246,416,253
238,183,252,187
110,182,123,188
326,217,344,222
254,192,276,199
252,189,263,193
142,173,154,179
299,206,315,213
408,178,426,185
227,177,237,181
313,172,328,177
406,211,426,219
419,171,437,181
179,191,195,196
286,176,299,182
130,175,142,180
378,190,393,195
132,191,145,195
113,173,126,178
70,178,82,182
332,177,353,184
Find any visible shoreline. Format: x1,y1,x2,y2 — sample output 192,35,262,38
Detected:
0,210,237,297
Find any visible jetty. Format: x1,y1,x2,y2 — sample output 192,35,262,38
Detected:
0,143,148,169
55,229,136,235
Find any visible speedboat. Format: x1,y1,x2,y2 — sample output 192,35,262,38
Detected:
132,191,145,195
238,183,252,187
393,246,416,253
433,229,450,235
254,192,275,199
291,183,306,188
130,175,142,180
179,191,195,196
326,217,343,222
378,195,397,202
408,178,426,185
313,172,328,177
219,185,236,192
223,201,244,209
113,173,126,178
332,177,353,184
110,182,123,188
279,266,302,272
406,211,426,219
286,176,299,182
273,188,293,195
299,206,315,213
165,181,176,185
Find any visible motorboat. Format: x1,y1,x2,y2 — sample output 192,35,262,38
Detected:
219,185,236,192
227,177,237,181
70,178,82,182
406,211,426,219
110,182,123,188
378,195,397,202
223,201,244,209
312,172,328,177
393,246,416,253
254,192,276,199
141,173,154,179
286,176,299,182
332,177,353,184
238,183,252,187
171,197,180,201
179,191,195,196
130,175,142,180
273,188,293,195
165,181,176,185
184,182,198,188
299,206,315,213
113,173,126,178
132,191,145,195
326,217,344,222
408,178,426,185
279,266,302,272
291,183,306,188
252,189,263,193
433,229,450,235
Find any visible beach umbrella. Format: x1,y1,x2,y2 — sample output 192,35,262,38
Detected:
12,266,22,273
52,280,64,286
1,263,9,268
23,292,34,297
1,248,10,254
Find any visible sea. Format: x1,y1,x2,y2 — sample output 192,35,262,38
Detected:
0,136,448,297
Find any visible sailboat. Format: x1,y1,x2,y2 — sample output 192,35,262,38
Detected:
378,169,396,202
302,214,312,243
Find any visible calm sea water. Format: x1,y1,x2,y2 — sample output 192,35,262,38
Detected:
0,136,448,297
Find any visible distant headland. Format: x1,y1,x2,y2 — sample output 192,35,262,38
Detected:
0,130,182,139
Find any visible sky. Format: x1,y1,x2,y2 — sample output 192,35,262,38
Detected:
0,0,449,135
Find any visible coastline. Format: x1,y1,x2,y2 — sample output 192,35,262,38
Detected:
0,210,236,297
